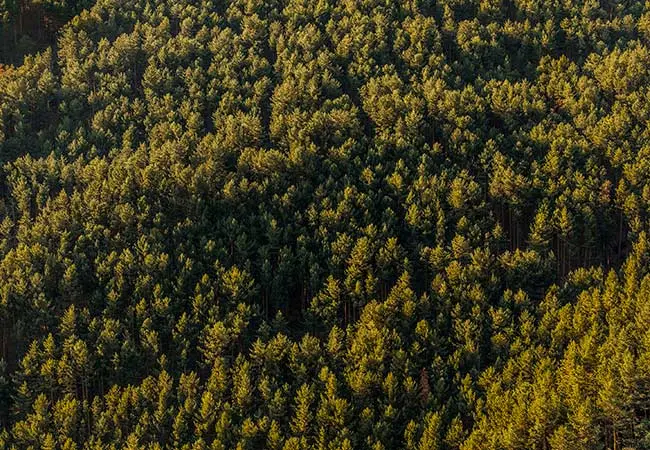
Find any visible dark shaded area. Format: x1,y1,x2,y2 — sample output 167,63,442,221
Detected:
0,0,89,65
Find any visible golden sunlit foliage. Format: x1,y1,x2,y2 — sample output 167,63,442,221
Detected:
0,0,650,448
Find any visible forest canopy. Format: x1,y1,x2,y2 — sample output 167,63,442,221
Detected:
1,0,650,448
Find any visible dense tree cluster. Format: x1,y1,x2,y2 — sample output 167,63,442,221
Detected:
2,0,650,448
